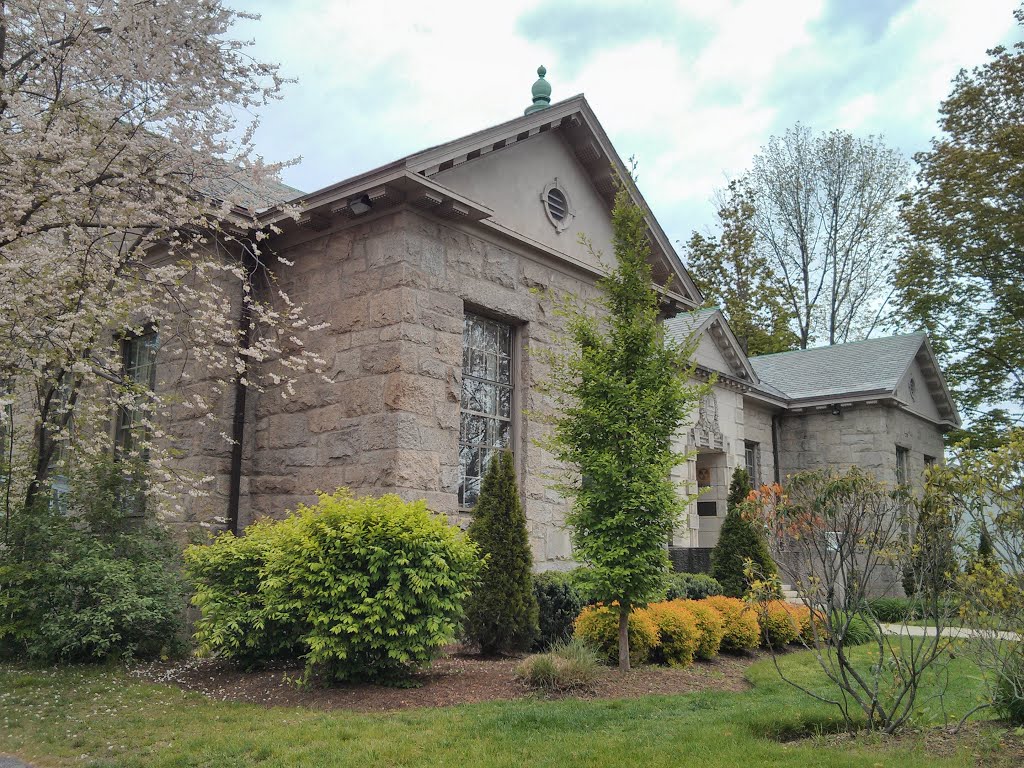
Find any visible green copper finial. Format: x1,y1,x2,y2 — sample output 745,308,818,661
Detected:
525,64,552,115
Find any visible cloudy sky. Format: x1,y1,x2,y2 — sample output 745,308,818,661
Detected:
236,0,1020,241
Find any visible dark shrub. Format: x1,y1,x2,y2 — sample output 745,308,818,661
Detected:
0,458,186,663
866,597,916,623
532,570,584,651
994,651,1024,725
662,572,723,600
831,612,876,646
464,451,539,654
710,468,778,597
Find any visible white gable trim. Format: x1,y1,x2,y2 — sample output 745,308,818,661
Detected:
682,308,759,384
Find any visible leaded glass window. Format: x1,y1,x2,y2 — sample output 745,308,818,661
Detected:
459,313,513,507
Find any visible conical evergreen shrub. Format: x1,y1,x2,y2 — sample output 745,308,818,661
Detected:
710,468,778,598
464,451,540,654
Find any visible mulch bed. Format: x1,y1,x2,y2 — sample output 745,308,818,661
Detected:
131,649,759,712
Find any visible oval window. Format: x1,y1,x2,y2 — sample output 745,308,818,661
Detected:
546,188,568,222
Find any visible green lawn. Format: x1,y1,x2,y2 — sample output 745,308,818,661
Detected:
0,647,1011,767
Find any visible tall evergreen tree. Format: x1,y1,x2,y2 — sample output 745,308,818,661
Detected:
464,451,539,655
685,179,798,357
711,468,778,598
544,182,707,670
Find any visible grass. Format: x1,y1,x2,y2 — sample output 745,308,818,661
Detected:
0,645,1011,768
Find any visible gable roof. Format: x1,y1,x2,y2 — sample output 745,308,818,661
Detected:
665,307,759,384
258,95,702,307
749,333,960,426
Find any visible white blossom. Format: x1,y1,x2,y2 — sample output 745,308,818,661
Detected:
0,0,326,514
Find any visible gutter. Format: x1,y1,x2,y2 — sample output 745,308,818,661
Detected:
771,414,782,484
227,294,252,536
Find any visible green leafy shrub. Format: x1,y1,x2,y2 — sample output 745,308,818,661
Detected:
185,489,481,684
515,638,601,692
182,518,302,668
645,601,701,667
679,600,726,659
464,451,539,654
574,604,659,665
0,458,186,663
532,571,584,651
757,601,800,647
662,572,723,600
866,597,916,623
704,595,760,653
831,612,876,646
710,468,778,598
994,651,1024,725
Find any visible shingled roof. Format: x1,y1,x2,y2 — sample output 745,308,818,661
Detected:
747,333,960,426
749,333,929,401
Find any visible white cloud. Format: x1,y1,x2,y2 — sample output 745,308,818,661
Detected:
237,0,1020,240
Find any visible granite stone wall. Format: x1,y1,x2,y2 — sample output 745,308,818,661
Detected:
237,208,602,567
774,404,947,597
776,404,944,487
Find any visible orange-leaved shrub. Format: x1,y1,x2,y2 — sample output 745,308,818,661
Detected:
785,603,827,644
643,601,701,667
757,601,801,647
574,604,659,665
679,599,726,659
704,596,760,653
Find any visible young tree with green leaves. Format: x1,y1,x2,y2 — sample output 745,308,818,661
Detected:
463,451,539,655
710,468,777,597
684,180,798,356
897,4,1024,446
543,184,707,671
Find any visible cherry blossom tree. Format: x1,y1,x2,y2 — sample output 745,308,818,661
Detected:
0,0,322,523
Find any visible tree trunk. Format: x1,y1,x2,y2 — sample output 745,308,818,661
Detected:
618,604,631,671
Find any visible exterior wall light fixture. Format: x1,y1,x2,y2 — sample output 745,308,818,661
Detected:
349,195,372,215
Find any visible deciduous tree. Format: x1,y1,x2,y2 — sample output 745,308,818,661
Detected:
0,1,320,521
684,180,798,356
747,469,956,734
543,183,707,671
897,4,1024,442
749,125,909,348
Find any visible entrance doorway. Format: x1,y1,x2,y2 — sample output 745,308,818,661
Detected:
695,450,729,547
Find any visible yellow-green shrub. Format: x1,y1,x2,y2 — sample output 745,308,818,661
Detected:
644,601,701,667
779,603,813,644
680,599,726,659
780,603,827,644
704,595,760,653
574,604,659,665
184,517,302,668
185,489,481,683
757,601,800,647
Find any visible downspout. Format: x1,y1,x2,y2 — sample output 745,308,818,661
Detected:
227,297,252,536
771,413,782,484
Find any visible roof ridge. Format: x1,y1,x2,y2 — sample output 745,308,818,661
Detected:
749,331,926,361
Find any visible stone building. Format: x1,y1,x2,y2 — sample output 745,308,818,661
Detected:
663,308,958,572
161,69,959,573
